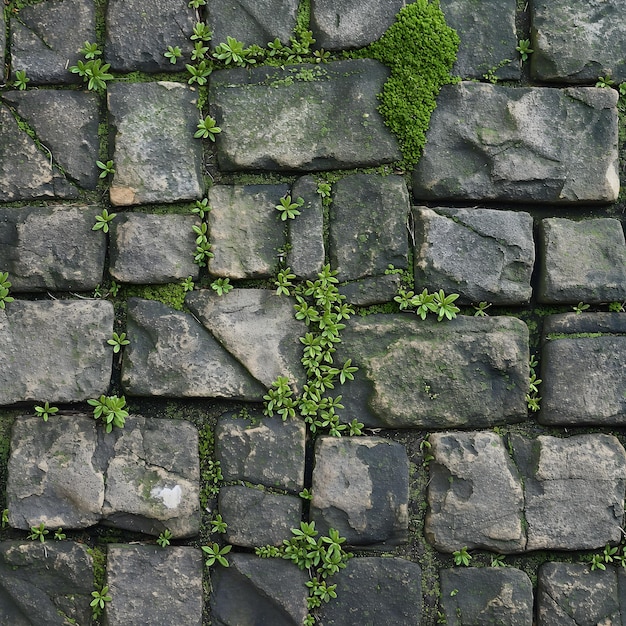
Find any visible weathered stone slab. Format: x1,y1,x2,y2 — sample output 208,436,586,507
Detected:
318,557,422,625
440,0,519,80
219,486,302,548
311,436,409,548
440,567,533,626
538,217,626,303
426,432,526,553
0,300,113,405
335,314,529,429
109,214,199,284
208,185,289,279
107,82,204,206
10,0,95,85
0,542,93,626
329,174,409,282
210,553,309,626
106,545,203,626
210,59,401,171
0,10,4,84
105,0,196,72
207,0,298,47
511,434,626,551
0,206,105,292
122,298,264,400
540,313,626,425
531,0,626,83
186,289,307,391
413,83,619,204
216,411,306,492
413,207,535,305
338,274,401,307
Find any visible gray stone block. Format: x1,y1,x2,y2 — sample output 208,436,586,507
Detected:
413,83,619,204
338,274,401,307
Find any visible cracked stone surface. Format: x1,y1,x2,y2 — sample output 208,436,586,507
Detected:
338,274,402,307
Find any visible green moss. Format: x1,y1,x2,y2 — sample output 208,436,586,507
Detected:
295,0,311,36
87,546,106,590
546,332,612,340
121,283,188,311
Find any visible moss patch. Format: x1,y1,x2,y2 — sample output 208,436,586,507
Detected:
121,283,188,311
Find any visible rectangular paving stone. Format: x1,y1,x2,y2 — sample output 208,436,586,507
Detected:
209,58,401,171
413,82,619,204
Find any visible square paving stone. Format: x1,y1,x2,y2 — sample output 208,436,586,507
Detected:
0,542,93,626
338,274,401,307
106,544,203,626
216,411,305,493
538,217,626,303
311,436,409,548
107,82,204,206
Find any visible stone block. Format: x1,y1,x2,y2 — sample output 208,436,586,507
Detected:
338,274,401,307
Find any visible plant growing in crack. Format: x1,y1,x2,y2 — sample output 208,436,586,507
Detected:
34,401,59,422
157,529,173,547
87,395,129,432
0,272,15,309
107,331,130,354
92,209,116,234
13,69,29,90
526,356,542,413
164,45,182,64
452,546,471,566
202,542,232,567
28,522,48,543
195,115,221,140
515,39,533,62
275,195,304,221
211,278,233,296
90,586,112,620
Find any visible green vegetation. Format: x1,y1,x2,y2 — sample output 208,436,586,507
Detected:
87,395,129,432
28,522,48,542
275,194,304,220
90,586,112,620
515,39,533,62
92,209,117,233
34,402,59,422
210,278,233,296
452,546,471,566
394,287,460,321
69,42,113,91
0,273,14,310
13,69,29,90
526,356,541,413
157,529,173,547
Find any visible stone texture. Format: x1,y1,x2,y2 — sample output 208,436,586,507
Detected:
538,217,626,303
207,0,299,48
413,207,535,305
216,411,306,492
338,274,401,307
335,314,529,429
210,59,401,171
219,486,302,548
311,436,409,548
122,298,264,400
413,83,620,204
511,434,626,551
10,0,95,85
186,289,307,391
531,0,626,83
0,542,93,626
440,567,533,626
105,0,197,72
440,0,519,80
3,90,100,189
106,544,203,626
109,213,199,284
540,314,626,424
318,557,423,626
0,300,114,405
310,0,405,50
0,10,4,84
208,185,289,279
426,431,526,553
0,206,106,292
329,174,410,282
107,82,203,206
210,553,309,626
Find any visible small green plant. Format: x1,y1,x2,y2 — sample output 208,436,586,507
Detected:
591,553,607,571
573,302,590,314
214,36,254,66
186,60,212,85
490,554,506,567
87,395,129,432
526,356,542,413
609,301,625,312
202,542,232,567
96,159,115,178
1,509,8,529
432,289,460,321
299,488,313,501
191,22,212,42
192,198,211,219
420,436,434,466
181,276,195,292
157,529,173,547
210,514,227,534
70,58,113,91
316,181,332,199
107,332,130,354
28,522,48,543
80,41,101,59
211,278,233,296
189,0,207,7
394,287,459,321
0,272,14,310
92,209,117,233
195,115,222,140
13,69,29,90
348,418,364,436
109,280,120,297
90,586,112,619
204,459,223,498
164,45,182,64
191,41,209,61
54,528,66,540
516,39,533,61
473,301,491,317
34,401,59,422
596,75,615,88
452,546,471,566
275,195,304,221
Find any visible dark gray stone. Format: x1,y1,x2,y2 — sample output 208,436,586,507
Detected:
538,217,626,303
105,0,197,72
3,90,100,189
318,557,422,626
0,300,113,405
219,486,302,548
413,83,619,204
311,436,409,548
0,542,93,626
211,553,309,626
0,10,4,84
544,311,626,336
109,213,199,284
310,0,405,50
186,289,307,391
426,431,526,553
531,0,626,83
0,206,105,292
207,0,299,48
216,411,306,492
440,567,533,626
108,82,204,206
440,0,519,80
334,314,529,429
10,0,95,85
413,207,535,305
122,298,264,400
210,59,401,171
106,544,203,626
329,174,410,282
208,185,289,279
338,274,401,307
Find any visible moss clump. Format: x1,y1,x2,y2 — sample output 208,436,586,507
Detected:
121,283,188,311
363,0,459,170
